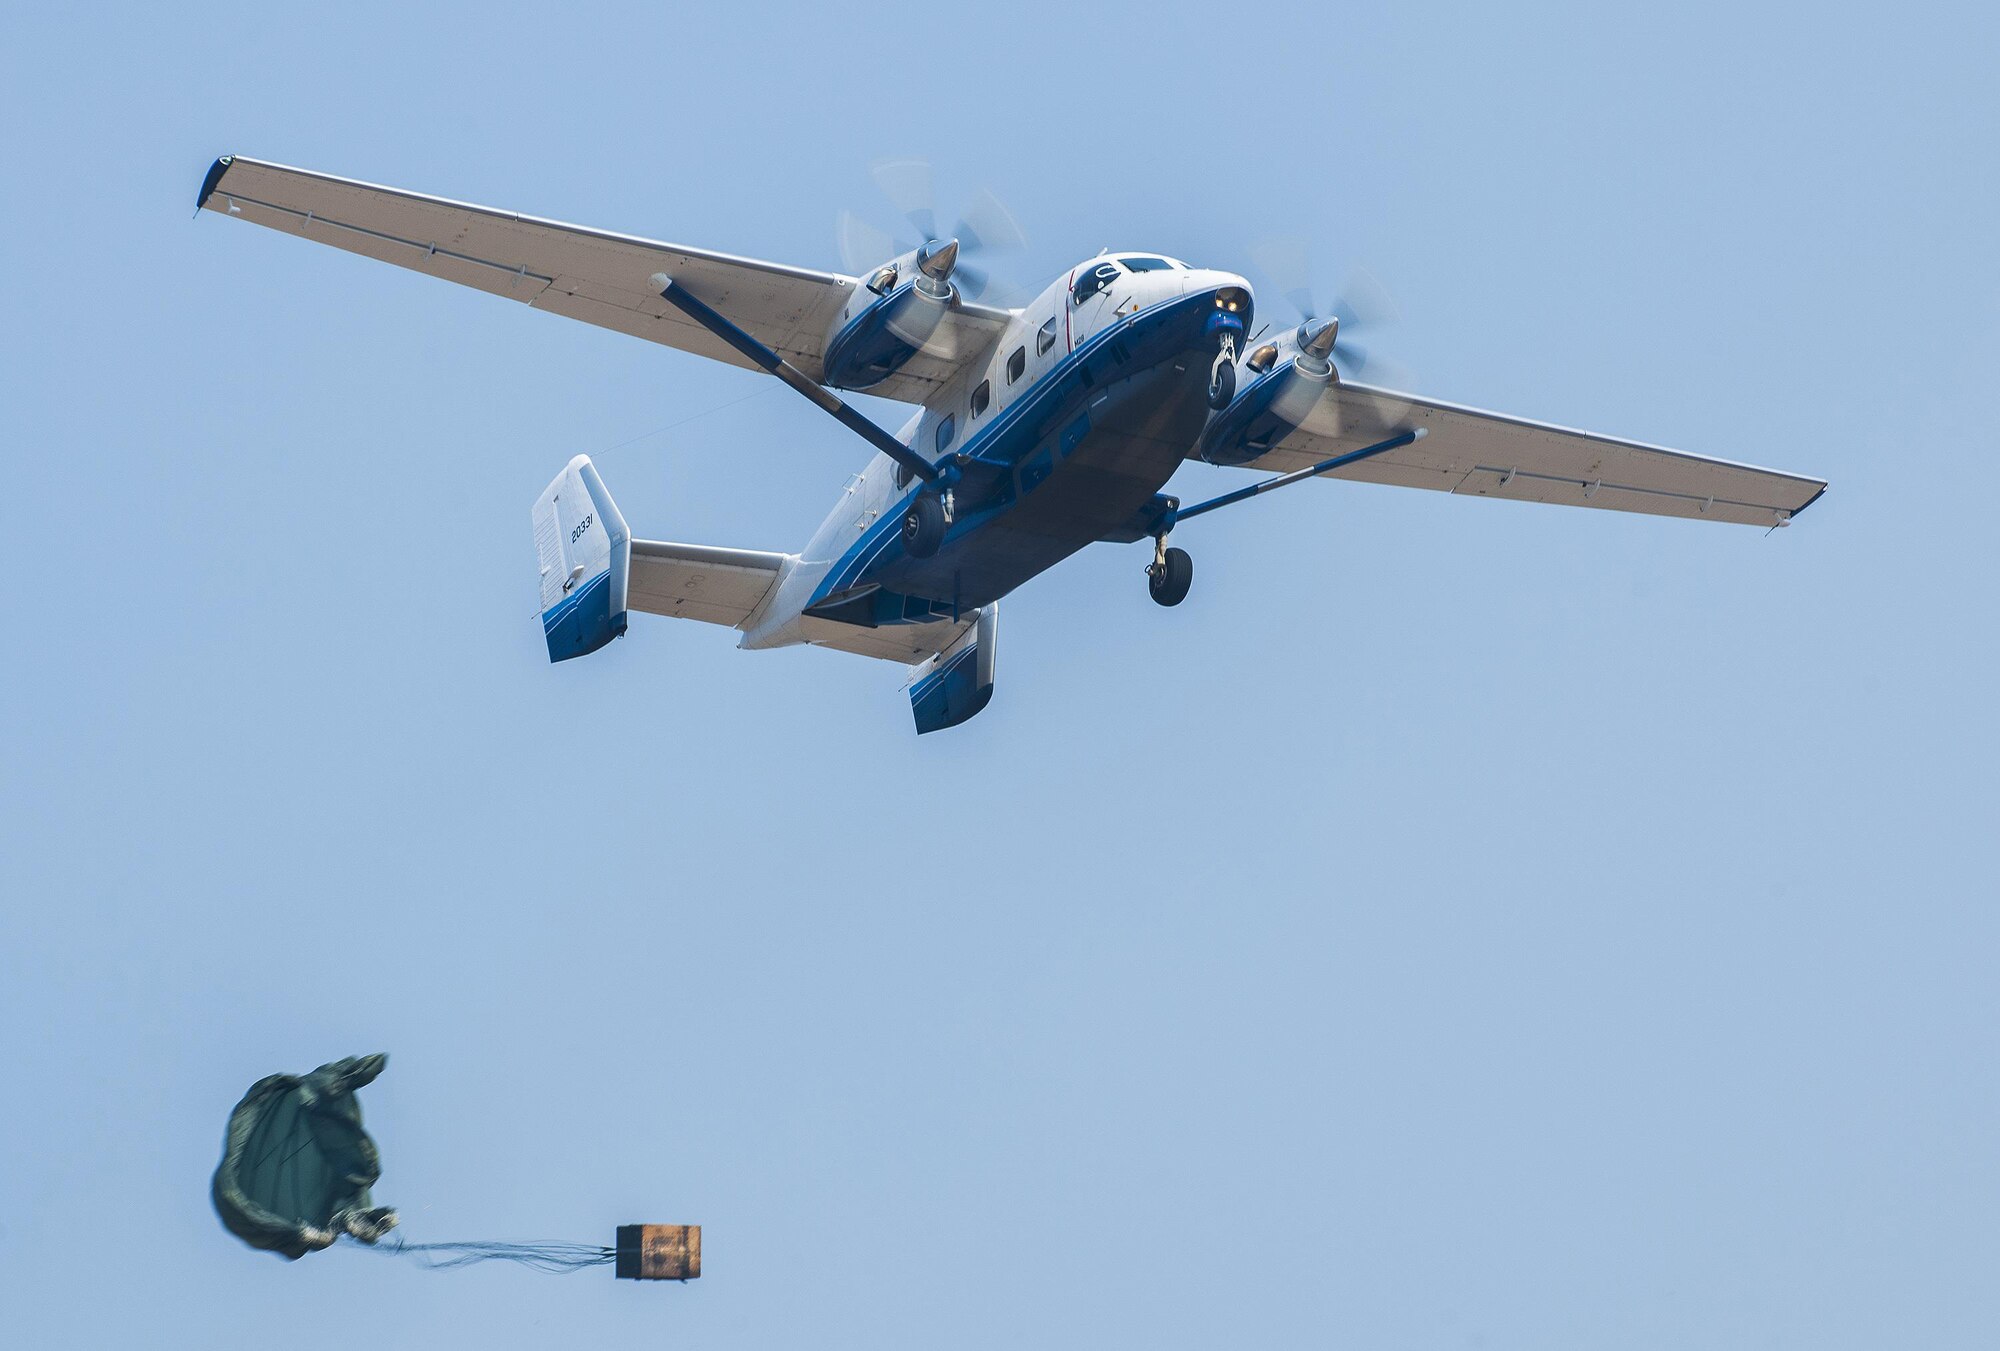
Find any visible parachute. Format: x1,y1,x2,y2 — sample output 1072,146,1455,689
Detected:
213,1055,695,1278
212,1054,398,1259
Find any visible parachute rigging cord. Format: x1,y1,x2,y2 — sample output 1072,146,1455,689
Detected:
355,1234,616,1274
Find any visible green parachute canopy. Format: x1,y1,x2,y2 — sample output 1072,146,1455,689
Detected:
212,1054,397,1260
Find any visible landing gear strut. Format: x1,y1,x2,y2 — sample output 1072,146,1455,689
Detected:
1208,335,1238,410
1147,535,1192,607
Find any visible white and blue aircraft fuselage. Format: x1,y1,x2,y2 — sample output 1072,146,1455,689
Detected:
197,156,1828,733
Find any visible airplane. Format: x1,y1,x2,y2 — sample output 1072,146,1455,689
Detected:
195,155,1827,734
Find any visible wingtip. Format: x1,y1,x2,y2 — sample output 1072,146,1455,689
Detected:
195,155,233,215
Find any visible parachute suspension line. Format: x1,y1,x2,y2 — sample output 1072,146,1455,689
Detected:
349,1234,617,1274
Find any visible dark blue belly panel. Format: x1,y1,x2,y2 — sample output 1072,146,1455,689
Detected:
812,289,1221,615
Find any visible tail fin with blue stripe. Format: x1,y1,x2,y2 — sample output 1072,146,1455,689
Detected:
908,604,997,734
532,455,630,662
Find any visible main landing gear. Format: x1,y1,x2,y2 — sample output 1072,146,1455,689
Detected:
1147,535,1193,607
903,490,953,559
1140,427,1431,612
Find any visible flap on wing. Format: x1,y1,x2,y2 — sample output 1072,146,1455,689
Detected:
198,156,1006,404
629,540,787,629
1232,382,1826,527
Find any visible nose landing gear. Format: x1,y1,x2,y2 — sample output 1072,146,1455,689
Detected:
1207,334,1239,411
1147,535,1193,607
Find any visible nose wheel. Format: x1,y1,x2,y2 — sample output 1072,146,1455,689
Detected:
1147,537,1193,607
1208,335,1238,410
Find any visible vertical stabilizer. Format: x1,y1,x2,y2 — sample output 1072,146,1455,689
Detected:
532,455,631,662
908,604,998,733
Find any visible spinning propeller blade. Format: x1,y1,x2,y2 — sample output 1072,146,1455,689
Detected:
1249,238,1417,426
835,210,902,276
871,158,938,241
836,158,1028,302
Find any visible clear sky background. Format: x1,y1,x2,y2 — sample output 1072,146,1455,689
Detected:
4,3,1996,1346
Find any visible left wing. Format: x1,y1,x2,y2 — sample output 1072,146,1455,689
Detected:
196,155,1003,403
1220,381,1826,527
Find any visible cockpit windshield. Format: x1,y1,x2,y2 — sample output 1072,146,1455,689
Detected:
1117,255,1177,272
1071,260,1122,304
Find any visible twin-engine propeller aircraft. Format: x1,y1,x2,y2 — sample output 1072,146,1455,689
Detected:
197,155,1827,733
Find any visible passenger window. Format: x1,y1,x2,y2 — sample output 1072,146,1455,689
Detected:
935,414,955,453
971,380,991,417
1006,346,1026,384
1036,317,1058,356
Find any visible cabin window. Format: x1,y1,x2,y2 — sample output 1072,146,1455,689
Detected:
970,379,991,417
935,414,955,453
1006,345,1026,383
1037,316,1058,355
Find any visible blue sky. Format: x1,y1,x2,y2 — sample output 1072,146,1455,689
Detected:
3,2,1996,1346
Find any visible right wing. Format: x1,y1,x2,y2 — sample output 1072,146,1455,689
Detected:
1229,381,1827,527
196,155,1003,403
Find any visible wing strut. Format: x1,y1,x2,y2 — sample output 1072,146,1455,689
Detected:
651,274,941,486
1169,429,1424,525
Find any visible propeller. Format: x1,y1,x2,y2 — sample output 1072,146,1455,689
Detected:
1248,238,1415,428
1249,239,1411,383
836,158,1027,303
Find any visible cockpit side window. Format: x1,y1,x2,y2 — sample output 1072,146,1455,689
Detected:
1070,261,1122,305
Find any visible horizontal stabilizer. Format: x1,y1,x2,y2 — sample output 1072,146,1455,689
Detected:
629,539,787,628
532,456,630,662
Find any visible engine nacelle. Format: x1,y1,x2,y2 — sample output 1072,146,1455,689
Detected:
822,241,960,392
1192,321,1335,465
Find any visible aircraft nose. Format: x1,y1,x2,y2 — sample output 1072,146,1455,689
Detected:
1193,270,1254,342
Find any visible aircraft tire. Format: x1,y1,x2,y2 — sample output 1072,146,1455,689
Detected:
1207,362,1236,410
903,494,946,559
1149,546,1193,606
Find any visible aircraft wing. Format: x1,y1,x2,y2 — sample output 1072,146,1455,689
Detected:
195,155,1002,403
1223,381,1826,527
